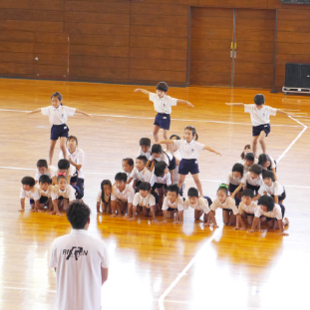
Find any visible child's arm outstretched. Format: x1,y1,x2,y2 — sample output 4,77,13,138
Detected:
276,109,294,117
203,145,222,156
134,88,152,95
75,108,92,118
158,139,175,145
177,99,194,108
27,108,41,115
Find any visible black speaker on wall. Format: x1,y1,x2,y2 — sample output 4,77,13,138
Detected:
285,63,310,88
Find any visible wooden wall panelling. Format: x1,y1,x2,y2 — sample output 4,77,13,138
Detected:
275,8,310,90
129,2,189,85
234,9,276,88
190,7,233,86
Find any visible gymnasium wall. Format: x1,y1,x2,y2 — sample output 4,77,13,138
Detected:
0,0,310,90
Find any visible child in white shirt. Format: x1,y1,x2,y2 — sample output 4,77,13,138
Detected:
162,185,184,224
27,92,91,165
132,182,157,222
137,137,151,159
35,159,57,185
183,187,212,222
134,82,194,142
51,175,76,215
236,189,258,229
20,176,40,212
38,175,53,211
226,94,292,156
97,180,112,214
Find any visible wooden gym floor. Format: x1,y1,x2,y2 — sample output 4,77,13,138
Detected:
0,78,309,310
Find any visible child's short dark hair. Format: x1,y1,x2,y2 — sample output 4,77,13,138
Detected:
39,175,52,184
249,164,263,175
138,182,151,191
58,159,70,170
262,170,275,182
37,159,48,168
217,184,228,195
21,176,35,187
254,94,265,105
232,163,244,177
66,200,91,229
123,158,134,167
151,144,162,154
242,189,254,198
51,92,63,101
241,144,251,159
258,195,274,211
154,161,167,177
67,135,78,144
184,126,198,140
139,137,151,147
258,153,271,166
136,155,148,164
57,175,67,182
101,179,112,189
187,187,199,197
244,152,255,161
156,81,168,92
170,134,181,140
115,172,127,182
167,184,179,195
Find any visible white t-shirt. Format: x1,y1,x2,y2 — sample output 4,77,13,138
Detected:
210,197,239,215
238,201,258,215
255,204,283,220
244,104,277,126
35,165,57,182
137,148,151,159
52,184,76,201
173,139,205,159
227,173,242,186
49,229,109,310
59,148,85,179
39,185,54,198
133,192,156,208
148,152,170,166
111,184,135,203
150,172,172,187
241,172,263,187
56,165,77,180
258,181,284,196
162,196,184,211
20,186,40,200
130,167,152,183
41,105,76,125
149,93,177,114
183,197,211,214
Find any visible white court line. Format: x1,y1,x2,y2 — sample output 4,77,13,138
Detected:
0,108,304,128
276,115,308,163
158,228,222,310
1,286,56,293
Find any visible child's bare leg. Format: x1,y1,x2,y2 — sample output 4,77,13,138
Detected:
267,219,274,229
258,131,267,154
192,174,203,197
153,125,160,142
222,210,229,225
229,213,236,225
49,140,58,165
247,215,253,225
203,213,209,222
177,174,186,192
163,129,168,141
252,136,259,157
194,210,203,221
142,207,148,217
62,199,69,211
59,137,68,160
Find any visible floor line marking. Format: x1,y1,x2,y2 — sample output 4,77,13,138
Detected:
276,115,308,163
0,108,304,128
158,228,222,310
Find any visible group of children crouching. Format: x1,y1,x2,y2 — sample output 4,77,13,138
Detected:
95,138,289,236
19,134,289,235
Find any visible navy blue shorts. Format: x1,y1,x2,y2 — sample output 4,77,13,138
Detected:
246,182,260,195
168,156,176,171
203,196,213,207
266,203,285,221
252,124,270,137
271,188,286,202
30,196,48,205
167,207,178,212
51,124,69,140
178,159,199,175
154,113,171,130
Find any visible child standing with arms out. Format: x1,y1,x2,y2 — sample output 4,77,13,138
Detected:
160,126,221,197
27,92,91,165
226,94,292,156
134,82,194,142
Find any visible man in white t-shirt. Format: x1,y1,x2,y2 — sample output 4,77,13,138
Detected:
49,200,109,310
226,94,292,156
134,82,194,142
